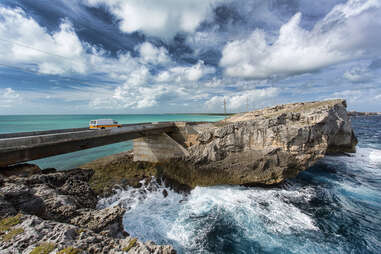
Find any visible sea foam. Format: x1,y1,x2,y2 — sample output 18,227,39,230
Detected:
99,178,317,253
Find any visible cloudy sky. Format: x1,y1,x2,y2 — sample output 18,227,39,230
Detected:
0,0,380,114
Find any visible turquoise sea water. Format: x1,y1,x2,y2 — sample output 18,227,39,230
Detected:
0,114,225,169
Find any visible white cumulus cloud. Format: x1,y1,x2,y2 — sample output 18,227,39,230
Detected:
0,88,20,108
136,42,170,65
156,61,216,83
220,0,381,79
84,0,221,39
0,7,176,79
0,7,88,75
343,66,372,83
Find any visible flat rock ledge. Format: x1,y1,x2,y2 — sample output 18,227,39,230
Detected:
0,166,175,254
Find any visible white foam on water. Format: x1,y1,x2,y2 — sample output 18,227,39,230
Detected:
320,147,381,207
369,149,381,163
167,185,317,252
98,178,318,253
324,147,381,175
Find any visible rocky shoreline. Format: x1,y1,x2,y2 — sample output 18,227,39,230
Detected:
0,165,175,254
0,99,358,253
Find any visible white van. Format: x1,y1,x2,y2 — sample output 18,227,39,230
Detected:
89,119,121,129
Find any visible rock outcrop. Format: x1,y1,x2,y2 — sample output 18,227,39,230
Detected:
127,99,357,188
85,100,358,190
179,99,357,185
0,165,175,253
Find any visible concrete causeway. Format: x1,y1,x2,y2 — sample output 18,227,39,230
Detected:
0,122,177,167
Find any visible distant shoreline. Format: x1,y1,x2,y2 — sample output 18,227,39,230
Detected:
0,113,234,116
348,111,381,117
166,113,234,116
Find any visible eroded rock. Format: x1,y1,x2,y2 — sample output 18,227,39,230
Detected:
0,214,175,254
0,168,176,253
127,99,357,188
1,168,97,222
70,206,127,238
181,99,357,186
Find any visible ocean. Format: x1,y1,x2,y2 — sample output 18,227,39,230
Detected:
1,115,381,253
0,114,225,169
97,116,381,254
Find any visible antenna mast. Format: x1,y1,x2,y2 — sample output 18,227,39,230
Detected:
224,98,227,115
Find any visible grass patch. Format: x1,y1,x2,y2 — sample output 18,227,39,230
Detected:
76,228,86,235
2,227,24,241
84,152,158,196
57,247,82,254
123,238,137,252
0,214,22,233
30,242,56,254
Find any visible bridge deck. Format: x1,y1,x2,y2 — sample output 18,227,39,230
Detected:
0,122,177,167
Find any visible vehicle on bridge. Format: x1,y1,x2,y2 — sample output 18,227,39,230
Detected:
89,119,121,129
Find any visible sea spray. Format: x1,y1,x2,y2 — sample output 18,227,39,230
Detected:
98,178,321,253
97,116,381,254
97,146,381,253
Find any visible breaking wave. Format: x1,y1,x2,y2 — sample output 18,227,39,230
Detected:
99,117,381,253
99,178,321,253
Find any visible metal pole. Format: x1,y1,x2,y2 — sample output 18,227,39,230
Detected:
224,98,227,123
224,98,227,115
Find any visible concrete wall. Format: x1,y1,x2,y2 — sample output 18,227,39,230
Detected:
133,132,189,162
132,122,211,162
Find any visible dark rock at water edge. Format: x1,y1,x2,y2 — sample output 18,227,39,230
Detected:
0,165,175,254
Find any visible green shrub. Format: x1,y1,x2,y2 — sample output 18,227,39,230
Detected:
1,227,24,241
30,242,56,254
57,246,82,254
123,238,137,252
0,214,22,232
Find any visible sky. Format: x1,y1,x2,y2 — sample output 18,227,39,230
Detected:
0,0,380,114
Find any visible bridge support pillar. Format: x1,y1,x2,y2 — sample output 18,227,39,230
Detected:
133,132,189,162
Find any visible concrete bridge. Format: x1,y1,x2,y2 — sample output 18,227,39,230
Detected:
0,121,199,167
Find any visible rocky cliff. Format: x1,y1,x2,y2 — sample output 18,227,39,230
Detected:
146,99,357,187
0,165,175,254
86,99,357,190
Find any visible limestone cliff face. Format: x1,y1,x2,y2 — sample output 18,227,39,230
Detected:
179,99,357,185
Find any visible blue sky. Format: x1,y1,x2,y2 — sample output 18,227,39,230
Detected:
0,0,380,114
